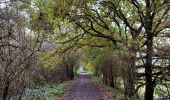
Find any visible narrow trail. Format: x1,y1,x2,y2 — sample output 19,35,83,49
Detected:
62,73,102,100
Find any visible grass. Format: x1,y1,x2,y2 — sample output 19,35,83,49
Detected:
92,74,170,100
91,74,125,99
91,75,143,100
43,83,65,100
21,81,73,100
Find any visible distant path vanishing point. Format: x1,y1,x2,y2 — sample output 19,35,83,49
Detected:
62,73,102,100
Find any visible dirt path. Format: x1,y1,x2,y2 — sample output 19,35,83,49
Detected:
62,73,102,100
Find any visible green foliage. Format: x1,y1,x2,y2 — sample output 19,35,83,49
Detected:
21,82,71,100
13,0,31,9
26,0,170,99
43,84,65,100
38,51,61,68
112,88,124,99
154,85,170,100
85,47,128,68
91,75,103,83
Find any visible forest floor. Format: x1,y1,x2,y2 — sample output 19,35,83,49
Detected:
61,73,116,100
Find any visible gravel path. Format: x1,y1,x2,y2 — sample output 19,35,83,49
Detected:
62,73,102,100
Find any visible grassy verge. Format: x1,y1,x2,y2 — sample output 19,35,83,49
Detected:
21,81,74,100
91,75,124,100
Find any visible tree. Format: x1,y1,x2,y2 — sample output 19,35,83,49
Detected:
66,0,170,99
0,1,46,99
31,0,170,99
101,0,170,99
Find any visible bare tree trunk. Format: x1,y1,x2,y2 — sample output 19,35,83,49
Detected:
125,45,136,98
2,81,10,100
109,66,115,88
69,65,74,80
144,1,155,99
103,72,108,85
145,33,154,100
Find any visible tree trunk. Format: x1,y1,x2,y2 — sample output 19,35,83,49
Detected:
109,66,115,88
95,66,99,76
144,0,154,99
125,46,136,97
109,75,114,88
69,65,74,80
103,73,108,85
144,34,154,100
125,67,135,97
2,81,10,100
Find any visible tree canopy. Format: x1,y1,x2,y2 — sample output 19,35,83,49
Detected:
0,0,170,100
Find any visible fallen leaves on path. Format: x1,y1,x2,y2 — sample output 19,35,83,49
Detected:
92,81,117,100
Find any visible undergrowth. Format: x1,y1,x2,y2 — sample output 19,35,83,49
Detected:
91,75,125,99
21,81,73,100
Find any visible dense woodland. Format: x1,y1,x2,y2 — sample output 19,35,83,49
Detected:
0,0,170,100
